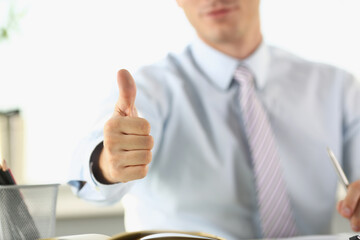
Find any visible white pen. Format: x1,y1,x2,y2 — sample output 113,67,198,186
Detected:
327,147,349,189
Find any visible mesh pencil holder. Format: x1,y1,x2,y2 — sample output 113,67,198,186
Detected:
0,184,59,240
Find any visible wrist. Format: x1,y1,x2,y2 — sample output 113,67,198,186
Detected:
90,142,113,184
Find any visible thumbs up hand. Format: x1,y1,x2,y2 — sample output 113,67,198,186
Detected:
95,69,154,184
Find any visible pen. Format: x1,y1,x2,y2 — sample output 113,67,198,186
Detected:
350,235,360,240
0,159,16,185
0,160,9,184
327,147,349,189
0,170,7,184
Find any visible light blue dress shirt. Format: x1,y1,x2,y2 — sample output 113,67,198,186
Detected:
69,37,360,240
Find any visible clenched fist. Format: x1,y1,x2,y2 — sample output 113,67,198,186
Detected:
94,69,153,184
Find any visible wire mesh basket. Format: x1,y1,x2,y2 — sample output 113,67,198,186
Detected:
0,184,59,240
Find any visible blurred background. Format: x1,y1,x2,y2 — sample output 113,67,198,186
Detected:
0,0,359,236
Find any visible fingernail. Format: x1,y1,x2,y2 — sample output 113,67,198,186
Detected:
342,207,352,217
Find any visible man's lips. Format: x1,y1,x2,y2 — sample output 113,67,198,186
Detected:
206,8,232,18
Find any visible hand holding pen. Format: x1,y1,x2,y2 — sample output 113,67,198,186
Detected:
327,148,360,232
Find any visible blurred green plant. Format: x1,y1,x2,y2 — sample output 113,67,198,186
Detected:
0,1,25,42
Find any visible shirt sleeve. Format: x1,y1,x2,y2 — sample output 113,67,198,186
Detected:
342,73,360,181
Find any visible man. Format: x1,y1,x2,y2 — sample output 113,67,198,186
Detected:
69,0,360,239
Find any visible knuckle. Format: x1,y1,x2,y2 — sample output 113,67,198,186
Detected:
139,119,151,134
145,135,154,149
144,151,152,164
121,166,148,182
105,116,123,132
137,166,149,179
104,118,116,131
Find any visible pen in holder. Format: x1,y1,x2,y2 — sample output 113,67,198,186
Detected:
350,235,360,240
0,184,59,240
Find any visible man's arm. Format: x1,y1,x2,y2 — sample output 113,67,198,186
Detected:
68,69,154,204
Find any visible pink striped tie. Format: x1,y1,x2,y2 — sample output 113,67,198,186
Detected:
235,66,297,238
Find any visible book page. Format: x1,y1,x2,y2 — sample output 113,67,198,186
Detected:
264,233,354,240
109,230,224,240
141,232,215,239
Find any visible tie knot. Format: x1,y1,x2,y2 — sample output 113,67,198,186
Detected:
234,66,254,87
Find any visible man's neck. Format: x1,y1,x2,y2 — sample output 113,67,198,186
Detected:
199,30,263,60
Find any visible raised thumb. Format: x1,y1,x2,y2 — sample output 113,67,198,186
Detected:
115,69,138,117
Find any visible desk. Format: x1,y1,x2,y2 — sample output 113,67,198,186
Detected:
55,185,354,239
55,185,124,236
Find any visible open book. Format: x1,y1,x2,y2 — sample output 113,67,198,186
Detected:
46,232,356,240
45,230,225,240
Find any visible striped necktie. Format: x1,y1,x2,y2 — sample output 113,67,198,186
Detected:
235,65,297,238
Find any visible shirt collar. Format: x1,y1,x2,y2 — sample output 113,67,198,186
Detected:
190,37,270,90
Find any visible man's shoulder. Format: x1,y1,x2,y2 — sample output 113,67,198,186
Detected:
268,45,323,68
268,44,352,77
134,46,192,81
